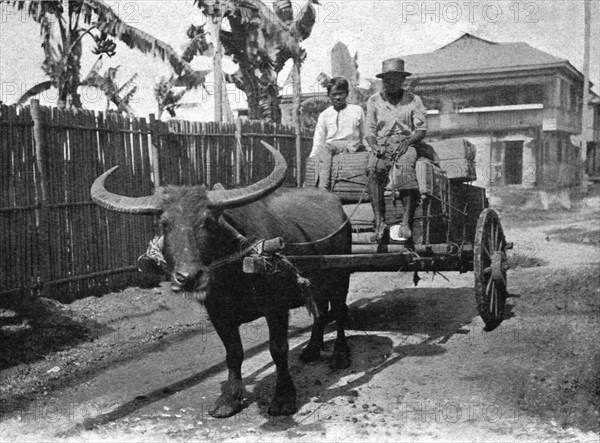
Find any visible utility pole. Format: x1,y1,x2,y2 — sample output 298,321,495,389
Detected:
211,18,224,122
292,60,302,187
582,0,591,162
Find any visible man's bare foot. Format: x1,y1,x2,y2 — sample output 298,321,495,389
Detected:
370,223,388,242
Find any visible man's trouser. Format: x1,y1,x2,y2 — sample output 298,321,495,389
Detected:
366,145,419,191
316,140,353,189
366,145,419,240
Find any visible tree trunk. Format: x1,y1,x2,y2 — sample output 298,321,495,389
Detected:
246,90,261,120
58,34,83,109
60,75,82,109
239,68,262,120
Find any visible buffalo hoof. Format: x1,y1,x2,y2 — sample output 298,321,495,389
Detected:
299,346,322,363
329,342,351,370
209,396,243,418
329,353,351,370
268,395,297,416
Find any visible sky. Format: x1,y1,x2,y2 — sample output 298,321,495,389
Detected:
0,0,599,121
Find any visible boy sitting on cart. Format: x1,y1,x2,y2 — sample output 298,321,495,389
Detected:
309,77,366,190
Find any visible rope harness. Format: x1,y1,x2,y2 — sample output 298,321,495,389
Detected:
139,211,353,274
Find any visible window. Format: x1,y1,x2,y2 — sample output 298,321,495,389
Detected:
560,79,570,109
557,138,563,163
541,141,547,164
570,83,580,112
504,141,524,184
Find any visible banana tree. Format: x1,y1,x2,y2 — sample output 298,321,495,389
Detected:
5,0,210,110
80,56,137,116
153,23,215,119
194,0,318,123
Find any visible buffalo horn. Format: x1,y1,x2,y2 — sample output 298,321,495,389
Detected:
207,141,287,209
90,166,163,214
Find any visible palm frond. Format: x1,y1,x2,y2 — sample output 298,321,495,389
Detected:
16,81,54,105
78,0,203,82
81,55,103,84
80,63,137,116
274,0,293,24
294,1,317,40
181,24,214,62
8,1,63,23
194,0,234,20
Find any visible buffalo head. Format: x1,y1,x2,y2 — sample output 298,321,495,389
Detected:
90,141,287,296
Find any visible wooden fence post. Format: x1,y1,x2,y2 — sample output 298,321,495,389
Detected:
235,118,243,185
207,123,214,188
30,100,50,297
149,114,161,187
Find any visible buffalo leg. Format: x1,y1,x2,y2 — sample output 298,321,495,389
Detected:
329,275,351,370
265,310,297,416
299,299,329,363
209,320,244,418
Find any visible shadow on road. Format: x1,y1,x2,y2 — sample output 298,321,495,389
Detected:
0,296,109,371
250,335,446,432
55,322,312,437
347,286,478,341
248,286,477,431
54,285,480,436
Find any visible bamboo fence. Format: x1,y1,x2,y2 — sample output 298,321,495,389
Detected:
0,101,313,302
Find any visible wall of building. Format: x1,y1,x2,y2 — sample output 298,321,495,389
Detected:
416,84,545,112
428,131,538,189
587,104,600,177
539,131,583,187
492,132,538,188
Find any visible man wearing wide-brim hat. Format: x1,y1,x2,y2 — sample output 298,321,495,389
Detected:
365,57,428,243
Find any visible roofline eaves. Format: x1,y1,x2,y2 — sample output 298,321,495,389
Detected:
409,61,584,80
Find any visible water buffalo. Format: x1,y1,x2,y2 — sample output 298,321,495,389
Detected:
90,142,352,417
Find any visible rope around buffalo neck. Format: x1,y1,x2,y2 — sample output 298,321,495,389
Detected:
284,217,351,247
207,241,263,271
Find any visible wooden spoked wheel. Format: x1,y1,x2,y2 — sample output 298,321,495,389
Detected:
474,209,509,330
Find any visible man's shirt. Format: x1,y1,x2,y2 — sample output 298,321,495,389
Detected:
365,90,427,141
310,104,365,158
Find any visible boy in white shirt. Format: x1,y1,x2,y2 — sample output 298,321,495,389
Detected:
310,77,365,189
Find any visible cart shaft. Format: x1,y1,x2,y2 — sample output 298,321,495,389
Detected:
244,251,473,274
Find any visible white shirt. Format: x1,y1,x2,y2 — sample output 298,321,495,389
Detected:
310,104,365,158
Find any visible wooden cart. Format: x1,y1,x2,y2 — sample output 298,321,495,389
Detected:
246,141,512,330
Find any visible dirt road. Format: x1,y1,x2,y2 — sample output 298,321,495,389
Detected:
1,200,599,442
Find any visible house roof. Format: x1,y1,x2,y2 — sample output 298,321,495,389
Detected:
402,33,575,78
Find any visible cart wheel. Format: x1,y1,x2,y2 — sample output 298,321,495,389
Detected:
474,208,509,330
